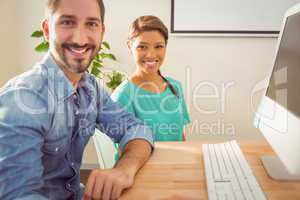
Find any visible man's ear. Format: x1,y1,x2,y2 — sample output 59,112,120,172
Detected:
42,19,50,42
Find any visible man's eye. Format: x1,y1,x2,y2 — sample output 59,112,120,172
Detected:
87,22,99,28
61,20,74,26
155,45,164,49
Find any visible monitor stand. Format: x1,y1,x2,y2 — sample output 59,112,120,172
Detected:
261,156,300,181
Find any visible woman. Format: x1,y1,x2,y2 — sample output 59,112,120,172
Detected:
111,15,190,141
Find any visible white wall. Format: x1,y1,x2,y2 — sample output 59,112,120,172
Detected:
15,0,46,70
0,0,45,86
0,0,19,86
1,0,279,140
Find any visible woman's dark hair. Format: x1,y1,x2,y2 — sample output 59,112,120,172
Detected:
158,71,178,98
128,15,178,97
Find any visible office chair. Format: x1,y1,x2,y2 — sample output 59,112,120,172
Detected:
92,129,119,169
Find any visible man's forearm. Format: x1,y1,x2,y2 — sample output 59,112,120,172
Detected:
115,139,153,177
83,139,153,200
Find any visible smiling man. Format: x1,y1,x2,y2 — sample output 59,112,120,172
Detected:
0,0,154,199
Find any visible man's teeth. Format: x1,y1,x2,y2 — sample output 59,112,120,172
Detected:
69,47,88,54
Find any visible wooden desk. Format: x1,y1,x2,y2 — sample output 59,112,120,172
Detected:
120,140,300,200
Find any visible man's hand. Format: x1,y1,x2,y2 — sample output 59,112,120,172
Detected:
82,139,152,200
82,167,134,200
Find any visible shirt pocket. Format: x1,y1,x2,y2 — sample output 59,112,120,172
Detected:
41,137,68,173
42,135,68,156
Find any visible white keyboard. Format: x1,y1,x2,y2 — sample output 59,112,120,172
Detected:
202,140,266,200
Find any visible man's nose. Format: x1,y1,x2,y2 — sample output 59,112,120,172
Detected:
72,26,89,46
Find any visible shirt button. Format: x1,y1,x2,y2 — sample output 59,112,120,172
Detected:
71,162,74,166
55,147,59,152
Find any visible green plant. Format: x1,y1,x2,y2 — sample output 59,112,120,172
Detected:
31,30,124,90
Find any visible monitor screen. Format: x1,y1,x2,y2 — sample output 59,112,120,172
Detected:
266,12,300,118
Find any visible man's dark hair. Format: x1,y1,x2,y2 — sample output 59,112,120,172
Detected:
46,0,105,23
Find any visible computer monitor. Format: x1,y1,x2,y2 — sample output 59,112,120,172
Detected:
254,3,300,180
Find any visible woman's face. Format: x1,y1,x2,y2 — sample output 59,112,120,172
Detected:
128,30,167,75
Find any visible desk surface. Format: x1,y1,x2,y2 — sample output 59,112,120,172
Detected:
119,140,300,200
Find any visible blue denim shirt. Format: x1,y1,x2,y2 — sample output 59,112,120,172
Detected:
0,53,154,200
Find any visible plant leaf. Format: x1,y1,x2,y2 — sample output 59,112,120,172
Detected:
35,42,49,52
92,60,103,68
31,30,44,38
102,41,110,50
95,54,100,60
99,53,117,61
90,65,101,77
93,55,103,64
113,71,124,82
106,71,124,90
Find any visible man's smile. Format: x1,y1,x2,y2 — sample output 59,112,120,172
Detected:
62,43,95,58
